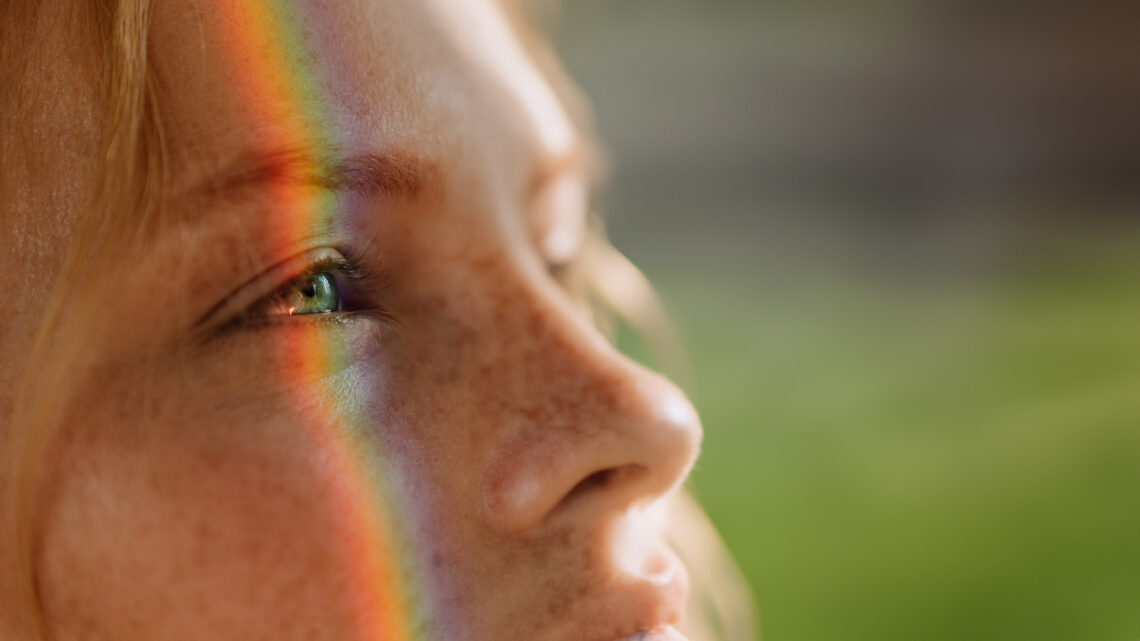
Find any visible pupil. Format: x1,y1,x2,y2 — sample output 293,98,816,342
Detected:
301,279,317,298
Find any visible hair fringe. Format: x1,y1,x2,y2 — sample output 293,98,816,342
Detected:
4,1,165,638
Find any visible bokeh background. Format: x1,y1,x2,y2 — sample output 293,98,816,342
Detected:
550,2,1140,640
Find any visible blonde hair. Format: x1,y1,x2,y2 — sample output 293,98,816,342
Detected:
0,2,755,639
2,1,168,638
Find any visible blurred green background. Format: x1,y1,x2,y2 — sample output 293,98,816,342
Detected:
553,2,1140,640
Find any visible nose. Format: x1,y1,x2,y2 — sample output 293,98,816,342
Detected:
483,309,703,534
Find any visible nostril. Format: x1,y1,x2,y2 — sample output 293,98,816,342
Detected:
574,468,617,494
557,464,647,513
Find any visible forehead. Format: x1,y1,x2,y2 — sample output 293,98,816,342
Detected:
150,0,574,189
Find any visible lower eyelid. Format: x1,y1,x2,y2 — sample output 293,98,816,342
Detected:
202,305,396,351
249,308,395,330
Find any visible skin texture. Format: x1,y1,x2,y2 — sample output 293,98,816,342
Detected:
0,1,702,640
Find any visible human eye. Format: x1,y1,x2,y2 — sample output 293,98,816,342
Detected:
254,261,360,318
199,247,395,336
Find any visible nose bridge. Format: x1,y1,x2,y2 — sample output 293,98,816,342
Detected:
480,278,703,534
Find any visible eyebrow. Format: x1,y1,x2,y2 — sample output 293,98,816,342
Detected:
185,146,430,208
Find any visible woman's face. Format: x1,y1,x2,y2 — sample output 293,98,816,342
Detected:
7,1,701,640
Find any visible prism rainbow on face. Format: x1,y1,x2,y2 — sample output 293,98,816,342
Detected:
212,1,422,639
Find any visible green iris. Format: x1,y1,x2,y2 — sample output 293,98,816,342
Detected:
290,272,340,315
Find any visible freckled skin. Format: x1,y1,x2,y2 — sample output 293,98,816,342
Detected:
0,1,702,641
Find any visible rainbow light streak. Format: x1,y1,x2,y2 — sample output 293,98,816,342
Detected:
214,2,421,639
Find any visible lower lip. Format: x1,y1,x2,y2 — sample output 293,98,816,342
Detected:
615,625,690,641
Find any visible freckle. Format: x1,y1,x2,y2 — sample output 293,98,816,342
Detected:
544,596,563,619
469,253,499,274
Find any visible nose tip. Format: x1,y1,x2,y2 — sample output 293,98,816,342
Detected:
484,364,703,534
629,374,704,495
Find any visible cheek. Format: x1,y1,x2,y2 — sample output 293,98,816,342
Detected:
38,376,417,641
